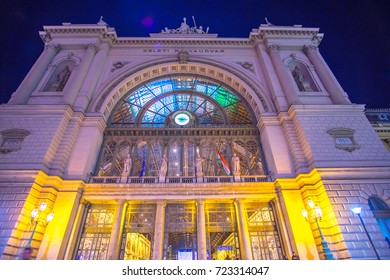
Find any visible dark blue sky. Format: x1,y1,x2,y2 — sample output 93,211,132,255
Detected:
1,0,389,108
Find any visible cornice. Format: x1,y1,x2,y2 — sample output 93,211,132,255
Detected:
249,25,323,46
112,38,252,47
38,23,325,49
39,24,117,43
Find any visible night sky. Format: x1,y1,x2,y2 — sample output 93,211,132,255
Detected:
1,0,389,108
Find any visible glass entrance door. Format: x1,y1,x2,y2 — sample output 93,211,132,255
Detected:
163,203,197,260
245,202,284,260
205,202,240,260
119,203,156,260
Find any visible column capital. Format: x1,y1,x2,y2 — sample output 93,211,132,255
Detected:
116,199,127,206
156,200,166,207
45,43,61,53
196,199,205,205
85,43,99,53
303,45,318,54
80,199,91,207
234,198,245,204
266,44,279,54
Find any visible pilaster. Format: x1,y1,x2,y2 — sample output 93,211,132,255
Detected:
196,199,207,260
62,42,99,106
152,200,166,260
9,43,60,104
234,199,253,260
304,45,350,105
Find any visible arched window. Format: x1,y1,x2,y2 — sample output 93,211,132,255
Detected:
96,74,268,179
368,196,390,244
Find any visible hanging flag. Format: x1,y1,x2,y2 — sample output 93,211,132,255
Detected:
139,158,146,177
216,150,231,175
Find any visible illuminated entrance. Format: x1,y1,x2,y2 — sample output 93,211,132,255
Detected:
206,202,240,260
119,203,156,260
246,202,284,260
163,203,197,260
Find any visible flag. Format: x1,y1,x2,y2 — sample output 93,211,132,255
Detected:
216,150,231,175
139,158,146,177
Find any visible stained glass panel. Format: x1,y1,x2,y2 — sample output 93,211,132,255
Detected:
110,74,253,127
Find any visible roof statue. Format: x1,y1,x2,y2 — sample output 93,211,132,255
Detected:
264,17,274,26
160,16,209,34
97,16,108,26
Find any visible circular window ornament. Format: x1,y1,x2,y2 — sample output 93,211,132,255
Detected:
174,113,190,126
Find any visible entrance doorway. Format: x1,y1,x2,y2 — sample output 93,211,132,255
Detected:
119,203,156,260
206,202,240,260
163,203,197,260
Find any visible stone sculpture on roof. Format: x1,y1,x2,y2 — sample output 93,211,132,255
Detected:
161,17,209,34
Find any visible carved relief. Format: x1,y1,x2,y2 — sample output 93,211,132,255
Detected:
178,51,189,64
45,43,60,53
237,62,254,73
111,61,130,72
0,129,30,154
266,44,279,54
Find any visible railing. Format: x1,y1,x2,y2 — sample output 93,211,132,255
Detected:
90,174,271,184
240,175,269,182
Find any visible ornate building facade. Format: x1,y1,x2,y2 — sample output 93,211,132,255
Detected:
0,18,389,260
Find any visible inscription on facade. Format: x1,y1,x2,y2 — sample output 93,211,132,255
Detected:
143,49,225,53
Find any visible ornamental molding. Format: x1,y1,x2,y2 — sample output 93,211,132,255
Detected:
39,25,117,43
250,26,323,46
328,127,360,152
113,38,252,47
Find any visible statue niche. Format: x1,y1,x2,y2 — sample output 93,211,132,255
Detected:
44,61,74,92
289,62,318,92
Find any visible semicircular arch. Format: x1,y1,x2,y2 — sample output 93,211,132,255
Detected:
91,60,275,122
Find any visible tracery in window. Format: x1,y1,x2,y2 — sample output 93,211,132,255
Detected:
111,75,253,127
96,74,268,180
75,205,115,260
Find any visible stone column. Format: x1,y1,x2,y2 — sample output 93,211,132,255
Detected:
62,43,98,106
74,42,110,112
304,45,350,105
235,199,253,260
266,44,301,106
9,43,60,104
64,199,90,259
152,200,166,260
196,199,207,260
107,200,126,260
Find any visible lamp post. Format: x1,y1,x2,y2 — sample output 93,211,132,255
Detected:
351,206,380,260
26,201,55,246
301,199,334,260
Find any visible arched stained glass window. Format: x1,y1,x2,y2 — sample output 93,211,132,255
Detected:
110,75,253,128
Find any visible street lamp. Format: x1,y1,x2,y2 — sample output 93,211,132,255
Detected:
26,201,55,246
351,206,380,259
302,199,334,260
